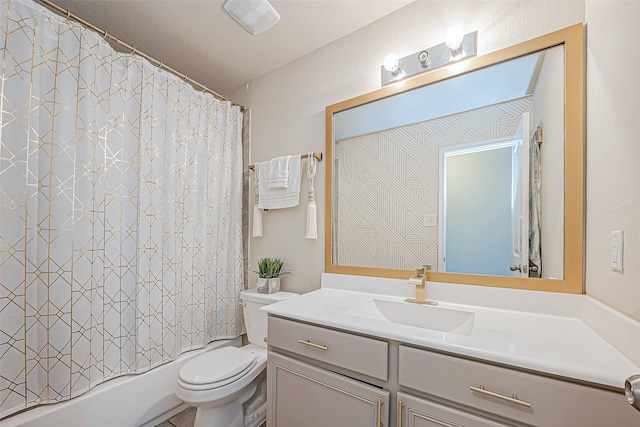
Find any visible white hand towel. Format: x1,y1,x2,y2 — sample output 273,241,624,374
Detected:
258,155,301,209
268,155,290,189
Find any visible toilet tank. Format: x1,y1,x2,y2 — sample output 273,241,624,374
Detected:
240,289,298,347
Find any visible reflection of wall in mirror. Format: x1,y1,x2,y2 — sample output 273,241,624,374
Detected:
334,97,532,271
531,46,565,280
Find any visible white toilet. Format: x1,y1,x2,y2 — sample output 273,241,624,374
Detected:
176,289,298,427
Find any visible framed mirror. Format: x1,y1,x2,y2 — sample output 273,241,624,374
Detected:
325,24,583,293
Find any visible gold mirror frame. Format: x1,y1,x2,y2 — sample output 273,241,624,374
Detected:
325,24,584,294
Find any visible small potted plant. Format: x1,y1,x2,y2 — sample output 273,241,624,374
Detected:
255,257,290,294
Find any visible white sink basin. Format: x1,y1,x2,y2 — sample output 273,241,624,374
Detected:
345,298,475,335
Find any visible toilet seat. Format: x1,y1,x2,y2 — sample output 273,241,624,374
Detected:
179,347,257,391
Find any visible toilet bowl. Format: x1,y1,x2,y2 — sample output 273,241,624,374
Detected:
175,289,298,427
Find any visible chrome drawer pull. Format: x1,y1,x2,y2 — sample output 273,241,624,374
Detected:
297,339,328,351
470,385,532,408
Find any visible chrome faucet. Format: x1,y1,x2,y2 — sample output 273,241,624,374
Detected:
406,265,438,306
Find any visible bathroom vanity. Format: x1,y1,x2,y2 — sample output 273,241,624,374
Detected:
264,274,640,426
261,22,638,427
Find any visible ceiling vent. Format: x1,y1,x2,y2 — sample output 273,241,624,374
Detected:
224,0,281,35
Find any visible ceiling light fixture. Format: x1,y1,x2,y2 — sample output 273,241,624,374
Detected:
381,28,477,86
224,0,281,35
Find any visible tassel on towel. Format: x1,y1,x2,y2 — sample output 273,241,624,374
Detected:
253,170,263,237
305,153,318,239
253,194,263,237
305,188,317,239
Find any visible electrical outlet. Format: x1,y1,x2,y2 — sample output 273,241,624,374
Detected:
423,214,436,227
611,230,623,272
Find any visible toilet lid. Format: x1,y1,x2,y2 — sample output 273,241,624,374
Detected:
179,347,257,385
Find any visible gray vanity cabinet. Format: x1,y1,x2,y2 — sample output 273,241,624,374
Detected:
268,351,389,427
266,316,390,426
266,314,640,427
397,392,510,427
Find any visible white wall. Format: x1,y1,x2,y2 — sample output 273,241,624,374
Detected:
231,2,585,295
585,1,640,320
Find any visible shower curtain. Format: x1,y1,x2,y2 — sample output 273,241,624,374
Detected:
0,0,244,418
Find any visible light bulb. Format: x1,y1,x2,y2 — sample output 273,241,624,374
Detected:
418,50,430,68
445,26,465,50
383,53,399,72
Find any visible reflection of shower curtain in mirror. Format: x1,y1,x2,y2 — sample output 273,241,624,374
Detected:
0,0,244,418
529,129,542,277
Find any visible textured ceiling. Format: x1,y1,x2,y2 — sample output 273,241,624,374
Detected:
49,0,414,97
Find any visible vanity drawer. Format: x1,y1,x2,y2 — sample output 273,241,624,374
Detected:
268,315,388,380
399,345,639,426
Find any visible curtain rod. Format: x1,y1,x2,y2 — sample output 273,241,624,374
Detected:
38,0,245,111
249,152,323,171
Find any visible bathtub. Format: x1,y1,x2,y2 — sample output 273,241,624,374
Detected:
3,337,242,427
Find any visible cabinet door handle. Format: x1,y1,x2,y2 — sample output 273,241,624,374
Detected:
297,339,328,351
470,385,531,408
377,397,383,427
397,399,403,426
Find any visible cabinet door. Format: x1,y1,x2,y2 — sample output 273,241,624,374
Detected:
397,392,510,427
268,351,389,427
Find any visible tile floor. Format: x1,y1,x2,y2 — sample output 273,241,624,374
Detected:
154,407,266,427
155,406,196,427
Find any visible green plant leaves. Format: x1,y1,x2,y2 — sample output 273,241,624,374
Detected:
255,257,291,278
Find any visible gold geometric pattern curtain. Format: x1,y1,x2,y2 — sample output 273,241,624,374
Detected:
0,0,244,418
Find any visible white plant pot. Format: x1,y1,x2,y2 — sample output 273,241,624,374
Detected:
256,277,280,294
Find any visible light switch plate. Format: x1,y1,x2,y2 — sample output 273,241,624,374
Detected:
611,230,623,272
423,214,437,227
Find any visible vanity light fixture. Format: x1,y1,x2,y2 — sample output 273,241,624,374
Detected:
381,28,477,86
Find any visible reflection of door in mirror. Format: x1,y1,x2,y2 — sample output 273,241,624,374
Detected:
440,137,515,277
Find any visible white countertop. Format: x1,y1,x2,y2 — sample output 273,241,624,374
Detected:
263,274,640,390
